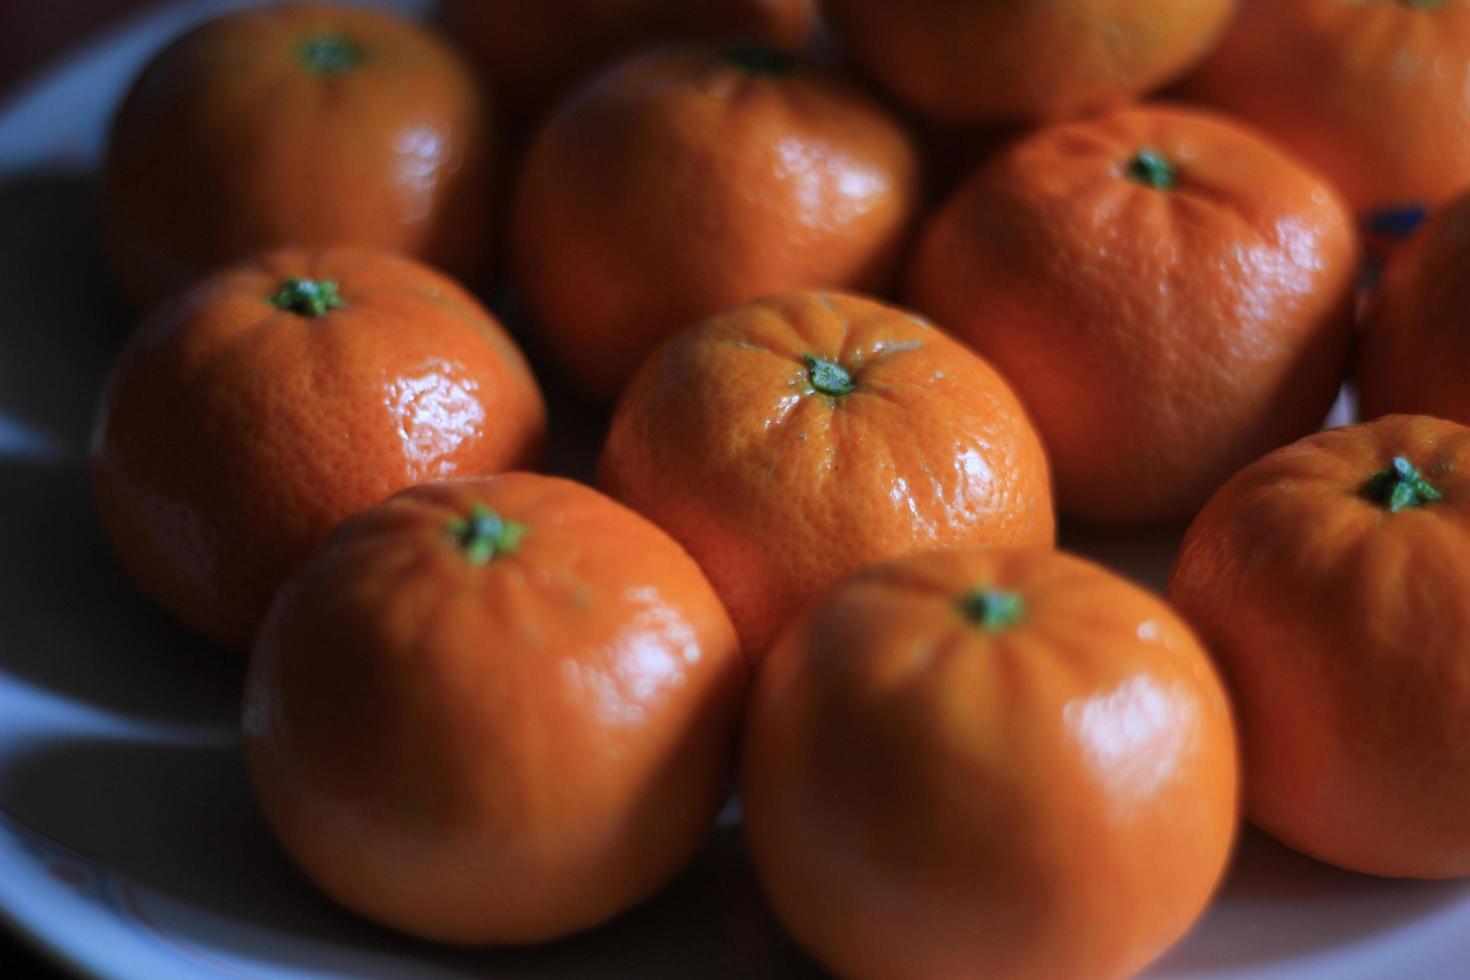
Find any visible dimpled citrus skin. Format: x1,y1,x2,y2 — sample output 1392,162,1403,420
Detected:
91,247,546,652
441,0,816,119
598,292,1055,657
1359,191,1470,424
1181,0,1470,216
907,104,1358,528
511,45,921,401
1168,415,1470,878
823,0,1235,125
743,547,1239,980
102,3,492,309
245,474,747,943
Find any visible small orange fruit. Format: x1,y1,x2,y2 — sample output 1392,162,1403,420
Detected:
91,247,545,651
743,546,1240,980
245,473,747,943
1181,0,1470,218
511,45,921,400
907,104,1358,527
102,3,492,308
823,0,1236,125
1358,189,1470,424
599,291,1054,656
441,0,817,122
1169,415,1470,878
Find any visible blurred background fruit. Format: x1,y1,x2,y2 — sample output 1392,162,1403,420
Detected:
1169,414,1470,878
823,0,1235,125
744,546,1239,980
1359,189,1470,423
1181,0,1470,221
599,291,1054,656
100,2,493,308
441,0,818,130
907,104,1358,527
511,44,920,401
91,246,545,651
245,473,747,943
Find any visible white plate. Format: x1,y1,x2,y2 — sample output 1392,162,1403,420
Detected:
2,3,1468,978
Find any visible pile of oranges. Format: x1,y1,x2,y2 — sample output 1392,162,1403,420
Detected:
85,2,1470,977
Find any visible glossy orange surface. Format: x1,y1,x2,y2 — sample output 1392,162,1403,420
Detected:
91,247,546,651
1182,0,1470,216
101,3,492,309
599,291,1055,657
743,547,1240,980
441,0,816,122
244,474,746,943
511,45,921,401
824,0,1234,125
1169,415,1470,878
907,104,1358,527
1359,189,1470,423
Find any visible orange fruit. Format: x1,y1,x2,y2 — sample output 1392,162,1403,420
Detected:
511,45,921,401
822,0,1235,125
743,546,1240,980
907,104,1358,527
1359,189,1470,424
244,473,746,942
91,246,545,651
1168,415,1470,878
441,0,816,123
1181,0,1470,218
101,3,491,309
599,291,1054,656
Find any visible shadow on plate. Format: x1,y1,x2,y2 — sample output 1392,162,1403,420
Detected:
0,735,819,979
0,172,129,457
1152,826,1470,974
0,458,243,725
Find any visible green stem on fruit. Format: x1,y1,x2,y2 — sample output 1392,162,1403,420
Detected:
1402,0,1443,11
1363,457,1443,512
1126,149,1177,190
724,44,796,76
447,505,526,564
804,354,856,397
958,588,1026,632
270,278,346,317
297,33,360,74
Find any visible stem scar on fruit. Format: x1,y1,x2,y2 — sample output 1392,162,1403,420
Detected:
447,504,526,564
1362,456,1444,513
958,588,1026,631
804,354,856,398
723,44,796,77
1126,149,1177,191
270,278,346,317
297,33,361,75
